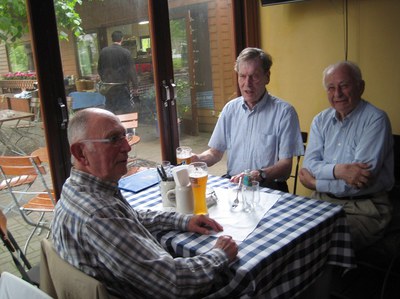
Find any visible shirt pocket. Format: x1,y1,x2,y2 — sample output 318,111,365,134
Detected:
255,133,277,162
343,138,358,162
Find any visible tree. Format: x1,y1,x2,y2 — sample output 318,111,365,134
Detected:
0,0,85,43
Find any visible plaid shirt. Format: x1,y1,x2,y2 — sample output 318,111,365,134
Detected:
52,168,228,298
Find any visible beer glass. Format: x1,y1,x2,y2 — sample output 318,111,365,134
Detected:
188,162,208,215
176,146,192,165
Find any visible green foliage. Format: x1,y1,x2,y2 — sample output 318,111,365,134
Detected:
175,78,190,117
0,0,85,43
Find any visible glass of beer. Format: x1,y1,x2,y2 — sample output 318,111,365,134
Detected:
176,146,192,165
188,162,208,215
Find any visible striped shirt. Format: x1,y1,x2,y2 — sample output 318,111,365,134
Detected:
52,168,229,298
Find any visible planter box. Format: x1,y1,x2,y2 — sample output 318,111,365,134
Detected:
0,80,36,91
10,98,31,113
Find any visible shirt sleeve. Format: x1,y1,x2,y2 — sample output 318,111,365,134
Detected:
277,105,305,160
85,212,229,298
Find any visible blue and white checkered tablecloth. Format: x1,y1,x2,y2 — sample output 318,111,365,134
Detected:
122,175,356,298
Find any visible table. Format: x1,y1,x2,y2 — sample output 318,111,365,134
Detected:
122,175,356,298
0,109,35,155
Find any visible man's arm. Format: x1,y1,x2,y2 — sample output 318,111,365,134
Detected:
191,147,224,167
230,157,292,184
303,109,392,195
187,215,238,263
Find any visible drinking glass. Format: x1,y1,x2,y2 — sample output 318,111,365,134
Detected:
241,183,254,213
252,180,260,207
176,146,192,165
188,162,208,215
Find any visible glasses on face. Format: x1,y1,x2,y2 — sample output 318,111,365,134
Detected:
80,133,133,146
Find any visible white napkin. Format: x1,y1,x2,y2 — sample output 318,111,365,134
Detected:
172,165,190,187
208,187,281,242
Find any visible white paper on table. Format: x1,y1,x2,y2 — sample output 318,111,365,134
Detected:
208,187,281,241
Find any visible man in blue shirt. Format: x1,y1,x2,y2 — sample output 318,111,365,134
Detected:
192,48,304,192
300,61,394,251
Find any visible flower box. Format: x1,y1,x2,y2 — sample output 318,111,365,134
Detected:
0,80,37,91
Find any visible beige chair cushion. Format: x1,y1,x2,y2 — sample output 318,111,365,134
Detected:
40,239,118,299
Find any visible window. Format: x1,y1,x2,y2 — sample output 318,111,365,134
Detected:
140,36,151,52
76,32,99,78
6,42,35,72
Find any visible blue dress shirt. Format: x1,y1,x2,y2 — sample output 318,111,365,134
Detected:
209,93,304,176
303,100,394,196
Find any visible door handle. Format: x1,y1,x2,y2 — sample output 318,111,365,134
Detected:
58,98,68,129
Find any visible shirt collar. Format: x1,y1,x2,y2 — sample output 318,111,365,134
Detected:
331,99,365,123
241,91,269,112
70,167,120,196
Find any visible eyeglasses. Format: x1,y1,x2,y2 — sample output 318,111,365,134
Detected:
80,133,133,146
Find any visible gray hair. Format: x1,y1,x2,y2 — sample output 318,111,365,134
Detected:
67,109,93,145
322,61,363,89
234,47,273,74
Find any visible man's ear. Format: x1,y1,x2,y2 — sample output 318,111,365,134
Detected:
70,143,87,165
359,80,365,96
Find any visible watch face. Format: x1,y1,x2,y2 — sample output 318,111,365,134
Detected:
259,169,266,179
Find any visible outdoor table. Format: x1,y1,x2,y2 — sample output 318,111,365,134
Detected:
122,174,356,298
0,109,35,155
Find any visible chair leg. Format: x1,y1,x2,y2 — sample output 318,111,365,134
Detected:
22,211,50,255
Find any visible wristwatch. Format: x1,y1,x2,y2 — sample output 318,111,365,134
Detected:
258,169,267,181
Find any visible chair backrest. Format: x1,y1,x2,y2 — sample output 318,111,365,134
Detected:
69,91,106,110
0,156,45,176
116,112,139,134
291,131,308,195
40,239,114,299
0,272,51,299
0,155,55,221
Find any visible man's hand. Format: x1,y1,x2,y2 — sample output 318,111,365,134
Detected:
299,168,316,190
187,215,223,235
214,235,238,263
334,163,372,188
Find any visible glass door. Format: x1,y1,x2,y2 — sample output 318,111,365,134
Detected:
24,0,242,194
168,0,237,175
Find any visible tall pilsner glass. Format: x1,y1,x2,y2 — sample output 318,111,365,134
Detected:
188,162,208,215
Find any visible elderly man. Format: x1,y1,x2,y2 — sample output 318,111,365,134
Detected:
52,108,238,298
192,47,304,192
300,61,394,251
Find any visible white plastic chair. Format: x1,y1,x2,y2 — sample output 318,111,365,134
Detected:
0,272,52,299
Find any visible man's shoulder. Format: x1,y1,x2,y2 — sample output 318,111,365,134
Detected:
362,100,388,117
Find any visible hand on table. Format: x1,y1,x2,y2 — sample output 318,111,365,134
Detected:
187,214,223,235
214,235,238,263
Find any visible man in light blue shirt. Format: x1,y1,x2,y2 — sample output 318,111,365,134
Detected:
192,48,304,192
300,61,394,251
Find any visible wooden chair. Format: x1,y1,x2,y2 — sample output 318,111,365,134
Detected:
290,131,308,195
116,112,140,144
116,113,141,162
0,210,40,286
0,156,56,255
0,157,38,214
